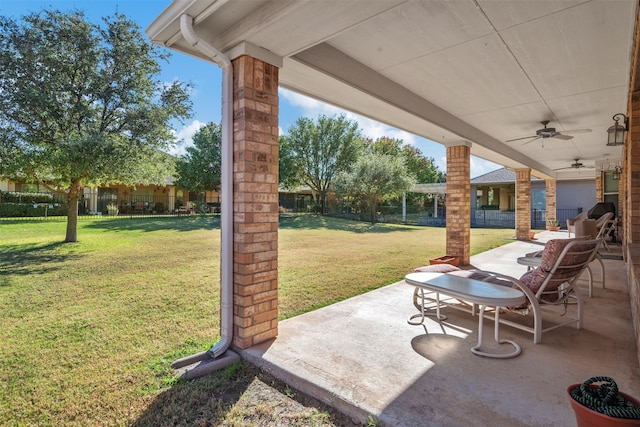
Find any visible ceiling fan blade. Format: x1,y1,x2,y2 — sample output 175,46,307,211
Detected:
563,128,592,134
554,165,595,171
505,135,537,142
553,134,574,140
521,136,542,146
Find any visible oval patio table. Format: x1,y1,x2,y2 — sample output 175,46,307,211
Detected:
405,272,527,358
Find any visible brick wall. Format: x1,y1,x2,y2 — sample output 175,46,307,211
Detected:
232,56,279,349
515,168,531,240
446,144,470,265
626,5,640,368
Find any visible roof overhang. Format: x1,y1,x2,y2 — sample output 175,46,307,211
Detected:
147,0,638,182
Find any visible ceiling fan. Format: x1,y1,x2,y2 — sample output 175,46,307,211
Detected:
553,159,594,171
506,120,592,145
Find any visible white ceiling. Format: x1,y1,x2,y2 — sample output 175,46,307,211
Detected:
147,0,637,180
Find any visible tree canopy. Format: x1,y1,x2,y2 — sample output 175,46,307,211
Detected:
281,114,363,212
367,136,444,183
0,10,192,242
334,152,416,223
174,122,222,193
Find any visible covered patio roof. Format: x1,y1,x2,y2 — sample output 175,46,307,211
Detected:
147,0,636,181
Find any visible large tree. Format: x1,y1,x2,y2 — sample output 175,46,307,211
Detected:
174,122,222,193
0,10,191,242
334,152,416,223
277,135,300,191
283,114,363,213
368,137,444,184
401,145,445,184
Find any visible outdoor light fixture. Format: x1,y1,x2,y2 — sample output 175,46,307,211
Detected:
613,165,622,180
607,113,629,146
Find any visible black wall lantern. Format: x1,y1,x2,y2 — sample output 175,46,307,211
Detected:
613,165,622,180
607,113,629,146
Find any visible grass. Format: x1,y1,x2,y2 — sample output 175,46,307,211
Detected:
0,215,513,426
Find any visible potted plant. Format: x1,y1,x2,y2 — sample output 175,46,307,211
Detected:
107,203,119,216
546,219,561,231
567,377,640,426
429,255,461,266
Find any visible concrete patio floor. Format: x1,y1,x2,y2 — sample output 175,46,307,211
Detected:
240,231,640,426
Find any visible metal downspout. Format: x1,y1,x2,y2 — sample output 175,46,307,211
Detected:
170,14,235,376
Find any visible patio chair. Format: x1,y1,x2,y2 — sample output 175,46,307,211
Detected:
413,237,600,344
594,212,614,236
567,211,588,237
490,237,600,343
133,200,144,214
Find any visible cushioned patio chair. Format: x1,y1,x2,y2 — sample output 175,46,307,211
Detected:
567,211,588,237
412,237,600,344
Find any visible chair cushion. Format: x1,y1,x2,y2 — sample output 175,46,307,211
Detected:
520,237,594,300
413,264,461,273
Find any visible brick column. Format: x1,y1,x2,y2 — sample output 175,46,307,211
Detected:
232,56,279,349
595,173,603,203
545,179,556,222
515,168,531,240
446,143,471,265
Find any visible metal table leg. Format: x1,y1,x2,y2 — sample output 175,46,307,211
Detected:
471,305,522,358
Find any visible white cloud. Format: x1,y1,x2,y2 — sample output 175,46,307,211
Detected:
471,157,501,179
169,119,206,156
280,89,341,116
280,88,418,144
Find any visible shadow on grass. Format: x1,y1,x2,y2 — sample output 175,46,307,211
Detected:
131,362,361,427
0,242,80,280
85,215,221,233
279,213,417,233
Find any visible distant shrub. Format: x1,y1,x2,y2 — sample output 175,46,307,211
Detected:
1,191,55,204
0,202,67,217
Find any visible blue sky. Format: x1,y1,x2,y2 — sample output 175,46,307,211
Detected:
2,0,500,178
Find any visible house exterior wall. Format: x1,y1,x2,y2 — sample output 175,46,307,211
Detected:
556,180,596,211
624,7,640,368
0,181,14,192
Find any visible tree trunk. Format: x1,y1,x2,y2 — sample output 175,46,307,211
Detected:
65,183,80,243
369,201,377,224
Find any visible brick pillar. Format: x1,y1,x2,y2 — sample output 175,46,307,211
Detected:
629,92,640,244
545,179,556,222
515,168,531,240
595,173,603,203
232,56,279,349
446,143,471,265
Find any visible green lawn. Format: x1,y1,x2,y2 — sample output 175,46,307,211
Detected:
0,215,513,426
